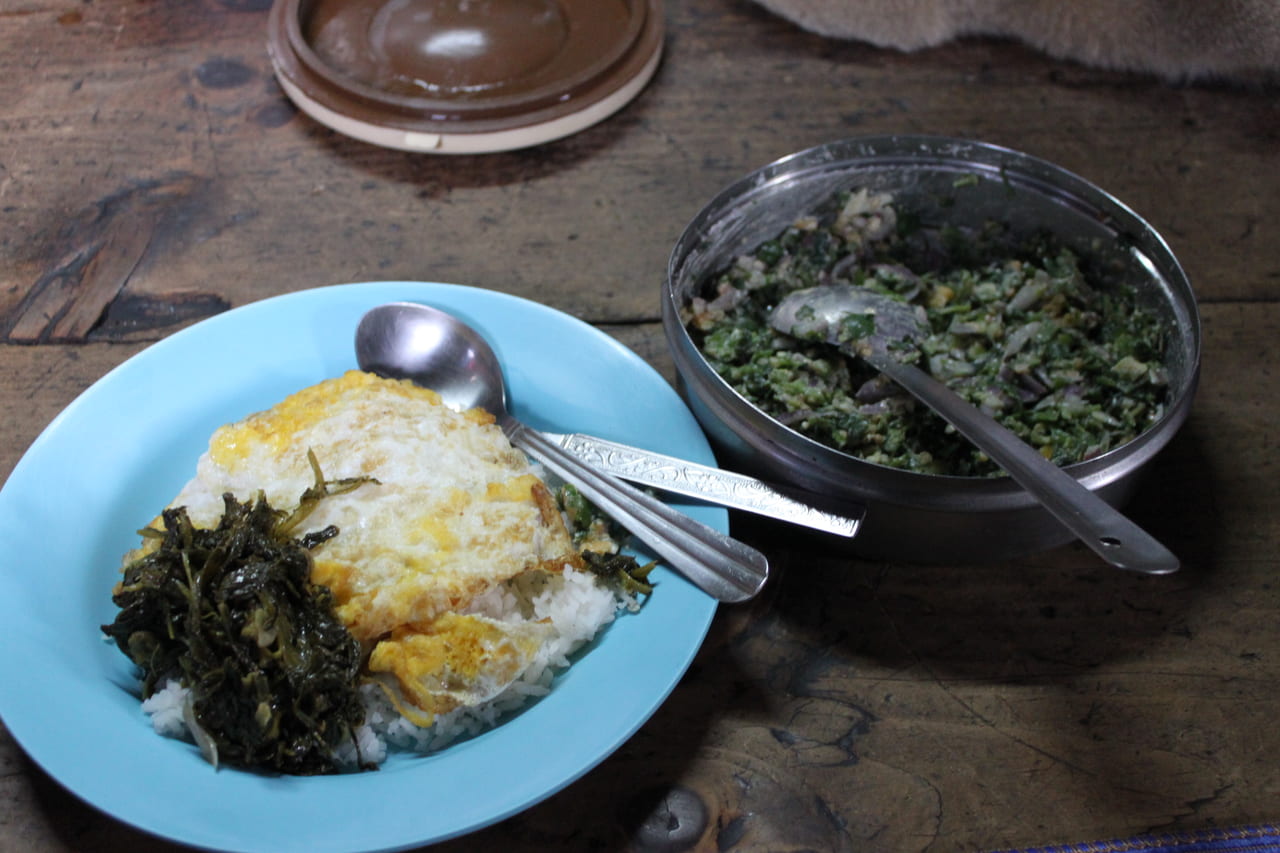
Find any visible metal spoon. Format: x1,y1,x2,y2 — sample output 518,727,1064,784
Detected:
354,301,770,602
354,301,862,538
770,284,1179,575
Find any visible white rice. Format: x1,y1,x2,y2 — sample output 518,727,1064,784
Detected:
140,566,629,771
140,680,190,738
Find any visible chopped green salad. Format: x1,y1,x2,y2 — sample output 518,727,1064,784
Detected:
684,189,1170,477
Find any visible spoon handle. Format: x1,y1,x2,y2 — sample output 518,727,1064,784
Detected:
503,419,770,602
870,354,1179,575
537,431,863,537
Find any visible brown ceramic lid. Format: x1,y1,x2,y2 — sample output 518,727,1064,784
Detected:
267,0,664,153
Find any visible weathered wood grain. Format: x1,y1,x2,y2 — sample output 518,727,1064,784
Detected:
3,0,1277,342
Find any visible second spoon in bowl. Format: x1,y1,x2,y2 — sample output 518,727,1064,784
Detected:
770,283,1179,576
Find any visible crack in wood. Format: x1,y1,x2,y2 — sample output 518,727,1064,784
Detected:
4,173,229,344
92,290,231,340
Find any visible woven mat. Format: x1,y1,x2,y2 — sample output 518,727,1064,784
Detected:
986,824,1280,852
748,0,1278,84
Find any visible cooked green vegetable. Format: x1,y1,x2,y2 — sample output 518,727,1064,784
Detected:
556,483,656,597
582,550,657,598
556,482,600,543
686,189,1170,477
102,453,377,775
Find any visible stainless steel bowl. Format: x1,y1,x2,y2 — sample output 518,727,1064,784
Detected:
663,135,1201,562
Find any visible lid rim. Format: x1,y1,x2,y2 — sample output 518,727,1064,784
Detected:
274,40,663,153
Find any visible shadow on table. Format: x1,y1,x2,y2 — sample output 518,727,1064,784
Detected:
743,423,1217,681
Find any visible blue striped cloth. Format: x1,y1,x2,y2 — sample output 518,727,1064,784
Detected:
988,824,1280,852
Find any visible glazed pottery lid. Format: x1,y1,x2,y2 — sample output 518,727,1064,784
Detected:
267,0,664,153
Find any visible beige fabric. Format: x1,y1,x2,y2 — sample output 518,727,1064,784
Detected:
751,0,1280,83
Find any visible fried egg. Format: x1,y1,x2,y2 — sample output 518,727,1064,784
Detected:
151,369,600,719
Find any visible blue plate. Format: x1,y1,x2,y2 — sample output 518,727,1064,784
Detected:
0,282,720,853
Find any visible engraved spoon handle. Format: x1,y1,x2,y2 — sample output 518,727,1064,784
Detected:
540,431,862,538
505,420,770,603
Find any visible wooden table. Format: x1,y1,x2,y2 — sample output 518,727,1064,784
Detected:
3,2,1278,851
